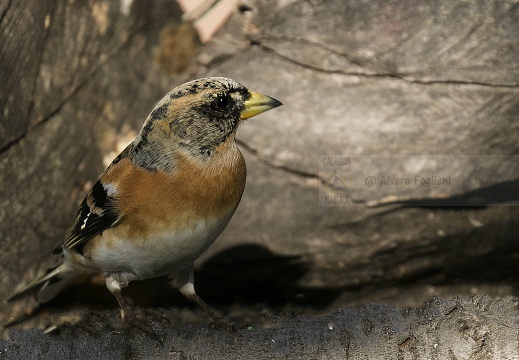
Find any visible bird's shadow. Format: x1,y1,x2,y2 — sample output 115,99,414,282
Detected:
194,244,341,308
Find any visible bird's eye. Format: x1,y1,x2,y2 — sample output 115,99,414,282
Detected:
215,96,231,110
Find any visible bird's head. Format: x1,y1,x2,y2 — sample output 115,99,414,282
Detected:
136,77,282,161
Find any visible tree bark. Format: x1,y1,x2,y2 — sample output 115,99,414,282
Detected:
2,296,519,359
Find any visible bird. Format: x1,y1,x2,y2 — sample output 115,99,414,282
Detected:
7,77,282,329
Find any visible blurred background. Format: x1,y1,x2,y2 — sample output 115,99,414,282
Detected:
1,0,518,337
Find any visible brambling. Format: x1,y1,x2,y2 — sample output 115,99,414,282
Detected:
8,77,282,328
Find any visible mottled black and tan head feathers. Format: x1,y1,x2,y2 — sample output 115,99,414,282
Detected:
130,77,281,172
133,78,251,163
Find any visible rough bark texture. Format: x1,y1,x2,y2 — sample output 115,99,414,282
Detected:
2,297,519,359
1,0,519,358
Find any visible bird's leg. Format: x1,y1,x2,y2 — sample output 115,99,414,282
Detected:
105,274,164,344
112,287,130,321
179,283,223,324
173,266,236,331
105,275,131,321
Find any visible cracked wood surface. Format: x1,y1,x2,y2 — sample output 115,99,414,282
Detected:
1,0,519,357
2,296,519,359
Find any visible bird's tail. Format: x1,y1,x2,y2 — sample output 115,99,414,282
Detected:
8,262,82,303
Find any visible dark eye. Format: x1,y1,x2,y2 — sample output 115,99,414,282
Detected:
215,96,231,110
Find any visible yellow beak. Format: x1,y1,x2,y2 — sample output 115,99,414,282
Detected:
240,90,283,120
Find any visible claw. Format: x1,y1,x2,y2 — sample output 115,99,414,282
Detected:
112,289,165,345
122,308,165,346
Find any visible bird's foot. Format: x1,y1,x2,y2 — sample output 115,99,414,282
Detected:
119,306,166,346
208,314,241,333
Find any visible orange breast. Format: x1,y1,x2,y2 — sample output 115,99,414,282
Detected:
100,141,246,241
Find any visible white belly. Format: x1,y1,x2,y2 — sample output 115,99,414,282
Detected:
88,210,234,279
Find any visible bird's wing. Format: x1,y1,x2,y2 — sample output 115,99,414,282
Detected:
63,178,121,250
62,148,131,251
